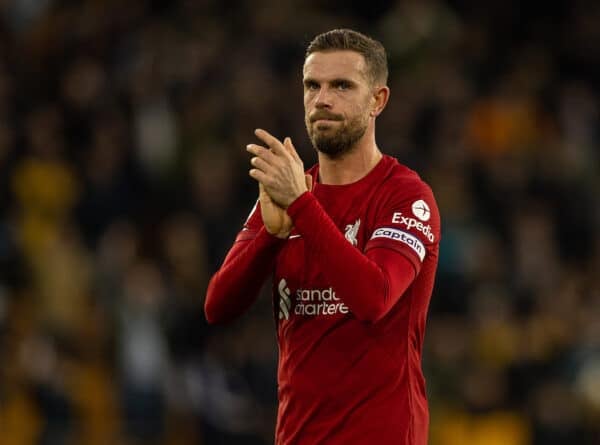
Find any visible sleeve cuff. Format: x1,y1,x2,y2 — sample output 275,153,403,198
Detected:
286,191,314,219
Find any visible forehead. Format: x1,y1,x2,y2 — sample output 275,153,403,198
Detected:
303,50,368,82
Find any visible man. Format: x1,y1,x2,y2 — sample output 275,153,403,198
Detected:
205,29,440,445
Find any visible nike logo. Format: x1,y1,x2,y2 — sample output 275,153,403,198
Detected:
289,234,302,239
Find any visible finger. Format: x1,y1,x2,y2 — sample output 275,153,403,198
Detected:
246,143,268,152
304,174,313,191
255,129,288,156
249,168,269,184
247,144,278,165
258,182,270,200
259,182,281,207
283,137,301,162
250,156,274,174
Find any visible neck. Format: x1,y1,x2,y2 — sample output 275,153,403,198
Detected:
317,132,382,185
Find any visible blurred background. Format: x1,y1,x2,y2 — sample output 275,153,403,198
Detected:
0,0,598,444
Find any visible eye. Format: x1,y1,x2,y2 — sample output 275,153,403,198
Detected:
304,81,319,91
333,80,352,90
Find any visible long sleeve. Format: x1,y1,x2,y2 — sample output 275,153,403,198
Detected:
286,192,417,323
205,227,284,324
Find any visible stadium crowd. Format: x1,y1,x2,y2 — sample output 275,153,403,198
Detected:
0,0,598,444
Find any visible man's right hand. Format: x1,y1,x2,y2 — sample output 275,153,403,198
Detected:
260,182,292,239
260,174,313,239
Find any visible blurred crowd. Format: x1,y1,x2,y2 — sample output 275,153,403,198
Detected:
0,0,598,444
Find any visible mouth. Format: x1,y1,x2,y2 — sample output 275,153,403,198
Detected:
310,113,342,123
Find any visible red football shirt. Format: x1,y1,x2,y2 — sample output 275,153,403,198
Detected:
205,155,440,445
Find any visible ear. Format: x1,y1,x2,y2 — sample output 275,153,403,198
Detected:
370,85,390,117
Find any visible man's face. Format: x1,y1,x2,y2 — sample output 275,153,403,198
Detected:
303,51,374,158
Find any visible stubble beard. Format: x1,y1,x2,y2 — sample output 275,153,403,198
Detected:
305,113,369,159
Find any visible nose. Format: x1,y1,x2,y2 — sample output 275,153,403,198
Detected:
315,86,332,109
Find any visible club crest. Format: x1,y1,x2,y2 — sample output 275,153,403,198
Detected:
344,219,361,246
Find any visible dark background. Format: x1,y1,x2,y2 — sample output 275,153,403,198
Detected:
0,0,598,444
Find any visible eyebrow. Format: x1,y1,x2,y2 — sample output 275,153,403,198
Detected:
303,77,358,86
330,78,356,87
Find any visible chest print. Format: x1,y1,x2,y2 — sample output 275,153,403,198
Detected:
344,219,361,246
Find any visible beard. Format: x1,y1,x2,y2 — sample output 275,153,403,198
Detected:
305,110,368,159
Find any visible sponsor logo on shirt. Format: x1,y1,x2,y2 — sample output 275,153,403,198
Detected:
278,278,292,320
277,278,349,319
391,212,435,242
370,227,426,261
411,200,431,222
344,219,360,246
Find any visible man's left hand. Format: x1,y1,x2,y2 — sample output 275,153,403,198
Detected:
247,129,308,209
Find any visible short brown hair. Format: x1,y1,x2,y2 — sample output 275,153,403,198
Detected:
305,29,388,86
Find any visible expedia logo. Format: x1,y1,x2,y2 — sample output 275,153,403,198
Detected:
391,212,435,242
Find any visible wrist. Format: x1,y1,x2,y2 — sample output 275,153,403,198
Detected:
285,190,309,210
283,183,309,209
286,191,313,217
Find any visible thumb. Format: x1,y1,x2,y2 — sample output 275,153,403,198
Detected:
258,182,269,200
304,174,313,191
